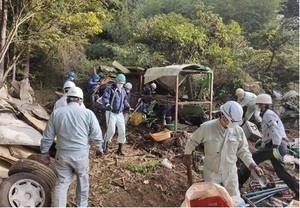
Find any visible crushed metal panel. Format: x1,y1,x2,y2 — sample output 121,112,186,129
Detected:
0,113,42,146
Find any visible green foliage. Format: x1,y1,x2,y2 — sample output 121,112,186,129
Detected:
135,13,207,63
136,0,198,20
121,160,159,174
86,41,168,67
205,0,282,34
5,0,296,105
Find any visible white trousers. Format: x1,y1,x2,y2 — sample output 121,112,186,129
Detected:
203,166,240,197
54,150,89,207
104,110,126,144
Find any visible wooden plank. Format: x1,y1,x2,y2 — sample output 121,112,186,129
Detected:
112,60,131,74
20,110,47,133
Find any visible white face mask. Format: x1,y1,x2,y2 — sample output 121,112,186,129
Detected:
117,83,123,89
70,77,74,81
126,89,130,93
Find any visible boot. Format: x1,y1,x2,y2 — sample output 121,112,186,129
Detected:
166,116,172,124
103,141,109,153
116,143,125,156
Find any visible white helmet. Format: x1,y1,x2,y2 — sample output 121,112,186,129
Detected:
63,81,76,89
235,88,244,97
67,87,83,99
124,82,132,90
256,94,272,104
150,83,157,90
220,101,243,126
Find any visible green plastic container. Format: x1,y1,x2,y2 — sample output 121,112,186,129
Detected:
179,105,204,116
165,123,185,131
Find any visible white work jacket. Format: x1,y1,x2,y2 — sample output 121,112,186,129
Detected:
261,109,286,146
237,91,256,108
54,94,86,110
185,119,254,172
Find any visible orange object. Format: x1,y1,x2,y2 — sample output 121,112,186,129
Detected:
150,129,171,141
181,182,234,207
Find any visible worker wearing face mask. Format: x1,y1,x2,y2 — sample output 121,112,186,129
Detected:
238,94,299,198
124,82,133,104
182,101,263,197
101,74,133,156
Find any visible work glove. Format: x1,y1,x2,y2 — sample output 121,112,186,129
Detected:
95,150,103,157
273,147,284,162
182,154,192,167
40,152,51,166
105,104,112,111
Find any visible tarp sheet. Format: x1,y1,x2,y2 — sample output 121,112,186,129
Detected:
143,64,210,90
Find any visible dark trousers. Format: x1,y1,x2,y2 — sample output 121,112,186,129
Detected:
238,141,299,197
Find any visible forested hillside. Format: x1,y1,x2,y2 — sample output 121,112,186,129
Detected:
0,0,297,101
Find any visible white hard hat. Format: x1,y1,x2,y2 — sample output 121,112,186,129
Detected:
67,87,83,99
235,88,244,97
124,82,132,90
220,101,243,126
256,94,272,104
63,81,76,89
150,83,157,90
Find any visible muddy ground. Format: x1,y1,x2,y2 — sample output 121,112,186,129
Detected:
34,89,299,207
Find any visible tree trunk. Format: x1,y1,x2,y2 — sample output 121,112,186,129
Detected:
0,0,7,87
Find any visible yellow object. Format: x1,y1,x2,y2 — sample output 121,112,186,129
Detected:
150,129,171,141
129,112,143,126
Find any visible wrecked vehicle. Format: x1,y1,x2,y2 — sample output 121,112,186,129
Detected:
0,84,56,207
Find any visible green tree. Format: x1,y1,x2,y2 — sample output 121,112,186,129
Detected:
0,0,112,87
135,0,198,20
204,0,282,35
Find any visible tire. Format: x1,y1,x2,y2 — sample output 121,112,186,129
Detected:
0,172,52,207
27,153,58,176
8,159,57,190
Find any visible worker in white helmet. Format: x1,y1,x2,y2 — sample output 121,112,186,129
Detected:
124,82,133,103
238,94,299,198
183,101,263,197
140,82,157,112
235,88,262,124
123,82,133,123
41,86,103,207
54,81,86,110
